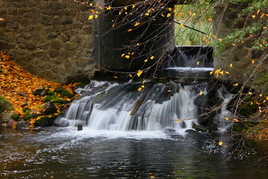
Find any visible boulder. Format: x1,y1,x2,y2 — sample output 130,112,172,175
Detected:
44,102,57,115
15,121,30,130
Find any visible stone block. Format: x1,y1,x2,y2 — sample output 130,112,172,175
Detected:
50,39,63,49
49,49,59,58
65,41,78,50
62,15,73,25
59,32,69,42
81,25,92,34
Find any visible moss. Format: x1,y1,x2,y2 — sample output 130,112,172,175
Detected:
24,111,32,121
22,107,30,113
47,90,55,96
0,95,11,113
11,113,20,121
35,116,50,126
60,90,73,98
50,98,64,103
43,95,57,102
54,86,65,94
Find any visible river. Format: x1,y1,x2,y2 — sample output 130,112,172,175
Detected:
1,127,267,178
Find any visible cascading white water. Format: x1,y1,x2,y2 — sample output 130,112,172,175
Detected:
55,82,204,133
216,87,234,132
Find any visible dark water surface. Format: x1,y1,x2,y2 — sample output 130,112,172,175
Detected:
0,127,268,179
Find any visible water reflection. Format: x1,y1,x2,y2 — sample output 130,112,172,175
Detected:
0,127,268,178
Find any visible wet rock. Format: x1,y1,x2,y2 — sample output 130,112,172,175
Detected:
35,116,50,127
77,124,83,131
192,122,209,132
33,86,45,96
16,121,30,130
180,121,186,128
7,119,16,128
18,91,27,97
164,127,176,135
1,112,15,123
44,102,57,115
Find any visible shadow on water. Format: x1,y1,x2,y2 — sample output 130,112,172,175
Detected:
0,127,268,178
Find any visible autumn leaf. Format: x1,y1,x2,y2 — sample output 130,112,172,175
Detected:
134,22,141,26
136,70,143,77
88,15,94,20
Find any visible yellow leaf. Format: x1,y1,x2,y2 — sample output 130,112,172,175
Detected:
125,55,130,59
144,59,148,63
121,54,125,57
180,23,185,28
95,14,98,19
229,63,233,68
145,13,149,16
134,22,141,26
224,117,229,120
167,90,172,93
113,76,118,78
252,59,255,64
167,13,171,18
252,15,256,18
88,15,94,20
175,119,181,122
150,56,154,60
128,29,133,32
137,70,143,77
218,141,223,146
138,87,143,92
106,6,112,10
199,91,203,96
233,83,238,86
233,119,239,122
218,39,222,42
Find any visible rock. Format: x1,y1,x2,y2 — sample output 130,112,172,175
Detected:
192,122,209,132
65,41,78,50
208,97,223,107
33,86,45,96
1,112,15,123
44,102,57,115
15,121,30,130
60,90,74,98
180,121,186,128
54,86,65,94
7,119,16,128
77,124,83,131
34,116,50,127
18,91,27,97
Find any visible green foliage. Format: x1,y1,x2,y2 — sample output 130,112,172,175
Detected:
175,4,213,45
11,113,20,121
43,95,57,102
54,86,65,94
24,111,32,121
47,91,55,96
60,90,73,98
35,116,50,127
0,95,11,113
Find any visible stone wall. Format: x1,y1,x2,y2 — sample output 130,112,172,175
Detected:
213,3,268,91
0,0,95,84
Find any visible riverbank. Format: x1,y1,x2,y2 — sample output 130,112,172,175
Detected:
0,51,79,128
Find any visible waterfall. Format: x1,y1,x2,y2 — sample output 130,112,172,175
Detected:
54,46,234,134
55,82,208,132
